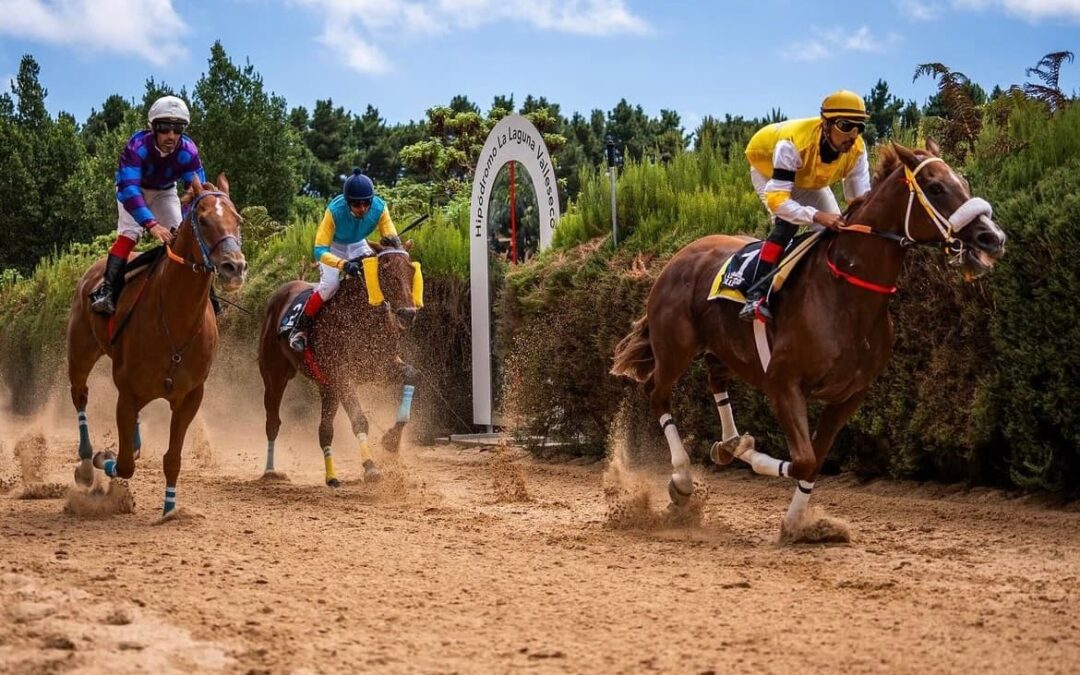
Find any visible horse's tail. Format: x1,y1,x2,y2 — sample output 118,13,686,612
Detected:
611,315,654,383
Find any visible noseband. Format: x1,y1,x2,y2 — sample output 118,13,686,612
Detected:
166,191,242,274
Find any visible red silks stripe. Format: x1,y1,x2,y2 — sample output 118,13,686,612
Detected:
760,240,783,264
110,237,136,258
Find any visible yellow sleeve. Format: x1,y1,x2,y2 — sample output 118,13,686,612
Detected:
376,209,397,238
765,190,792,213
314,210,344,269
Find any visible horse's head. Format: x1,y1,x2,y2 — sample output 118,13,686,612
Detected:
180,173,247,291
369,239,422,330
886,141,1007,279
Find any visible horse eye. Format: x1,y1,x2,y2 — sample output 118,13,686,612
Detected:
927,182,946,196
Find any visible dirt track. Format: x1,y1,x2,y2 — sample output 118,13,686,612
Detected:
2,387,1080,674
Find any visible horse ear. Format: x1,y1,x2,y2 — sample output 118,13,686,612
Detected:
404,239,415,252
925,138,941,158
891,142,920,171
216,172,230,194
191,173,204,194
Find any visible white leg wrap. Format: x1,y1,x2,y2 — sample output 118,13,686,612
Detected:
660,414,692,492
785,481,815,523
714,391,739,442
737,447,790,478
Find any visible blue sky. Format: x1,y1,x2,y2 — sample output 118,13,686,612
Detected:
0,0,1076,129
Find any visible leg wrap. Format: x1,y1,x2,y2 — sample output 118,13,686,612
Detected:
322,446,337,483
396,384,415,424
163,486,177,515
737,446,790,478
265,439,276,472
77,410,92,460
785,480,815,523
713,392,739,442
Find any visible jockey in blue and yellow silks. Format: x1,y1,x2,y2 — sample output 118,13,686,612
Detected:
288,168,401,352
739,90,872,322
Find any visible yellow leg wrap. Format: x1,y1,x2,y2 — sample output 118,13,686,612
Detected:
322,447,337,483
357,434,374,464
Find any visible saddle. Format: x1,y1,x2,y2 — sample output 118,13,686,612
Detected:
278,287,315,337
708,231,822,304
107,247,168,344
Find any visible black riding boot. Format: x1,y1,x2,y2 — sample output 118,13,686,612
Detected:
89,254,127,315
209,288,223,316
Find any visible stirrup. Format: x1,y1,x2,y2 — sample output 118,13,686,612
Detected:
739,297,772,323
89,285,116,315
288,330,308,353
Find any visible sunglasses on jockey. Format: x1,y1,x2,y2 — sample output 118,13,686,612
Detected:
153,120,187,135
347,197,373,208
832,118,866,135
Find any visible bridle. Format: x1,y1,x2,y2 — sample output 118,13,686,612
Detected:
165,191,242,274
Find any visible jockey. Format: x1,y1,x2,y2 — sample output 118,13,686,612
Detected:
90,95,209,315
739,90,871,322
288,168,400,352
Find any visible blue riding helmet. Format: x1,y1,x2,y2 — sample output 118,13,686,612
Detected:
344,168,375,203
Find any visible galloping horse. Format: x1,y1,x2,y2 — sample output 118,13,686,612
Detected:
257,241,422,486
612,141,1007,536
67,175,246,516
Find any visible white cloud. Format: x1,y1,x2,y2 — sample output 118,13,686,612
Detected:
0,0,188,65
898,0,942,20
291,0,650,74
788,26,901,62
955,0,1080,21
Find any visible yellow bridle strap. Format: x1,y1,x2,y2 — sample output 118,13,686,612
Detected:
361,256,383,305
903,157,957,245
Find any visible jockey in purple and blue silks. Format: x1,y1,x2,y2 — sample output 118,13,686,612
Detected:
89,95,207,315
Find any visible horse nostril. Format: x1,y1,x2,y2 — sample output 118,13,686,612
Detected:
976,230,1005,252
220,262,236,275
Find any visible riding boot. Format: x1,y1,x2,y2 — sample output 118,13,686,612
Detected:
209,288,223,316
89,254,127,315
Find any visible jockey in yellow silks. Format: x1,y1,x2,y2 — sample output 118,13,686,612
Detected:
739,90,872,322
288,168,400,352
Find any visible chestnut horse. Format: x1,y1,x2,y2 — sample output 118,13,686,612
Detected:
257,241,422,486
612,142,1007,537
67,175,246,517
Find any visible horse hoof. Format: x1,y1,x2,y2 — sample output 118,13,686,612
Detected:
326,478,341,488
710,437,741,465
363,460,382,483
74,459,95,487
92,450,116,470
668,478,692,506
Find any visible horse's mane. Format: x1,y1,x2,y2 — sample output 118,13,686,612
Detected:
843,143,930,219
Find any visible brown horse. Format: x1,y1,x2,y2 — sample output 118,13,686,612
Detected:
611,141,1007,538
257,242,422,486
67,175,246,517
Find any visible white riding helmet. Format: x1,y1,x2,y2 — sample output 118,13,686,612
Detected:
148,96,190,125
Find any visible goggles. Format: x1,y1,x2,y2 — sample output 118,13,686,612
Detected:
153,121,187,135
833,119,866,135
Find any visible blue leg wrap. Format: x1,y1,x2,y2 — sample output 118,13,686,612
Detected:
103,459,117,478
133,417,142,454
77,410,92,460
163,486,177,515
396,385,415,424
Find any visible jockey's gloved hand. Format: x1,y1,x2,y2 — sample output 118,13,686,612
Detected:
342,260,362,278
380,235,403,248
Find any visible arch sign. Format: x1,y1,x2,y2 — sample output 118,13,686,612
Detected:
470,114,560,426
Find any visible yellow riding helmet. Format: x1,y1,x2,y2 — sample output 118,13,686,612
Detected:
820,90,869,120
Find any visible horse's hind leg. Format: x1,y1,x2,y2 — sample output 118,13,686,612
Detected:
318,387,341,488
341,391,379,481
381,361,418,454
703,354,747,465
260,362,294,475
67,327,102,487
645,327,698,504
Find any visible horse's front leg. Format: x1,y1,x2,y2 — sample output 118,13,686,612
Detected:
782,391,867,527
341,390,380,481
646,348,697,505
161,385,204,516
95,392,141,480
380,360,418,453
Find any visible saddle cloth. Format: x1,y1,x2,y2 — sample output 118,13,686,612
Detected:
278,287,315,337
707,231,823,303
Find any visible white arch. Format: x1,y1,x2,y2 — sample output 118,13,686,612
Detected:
470,115,561,426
